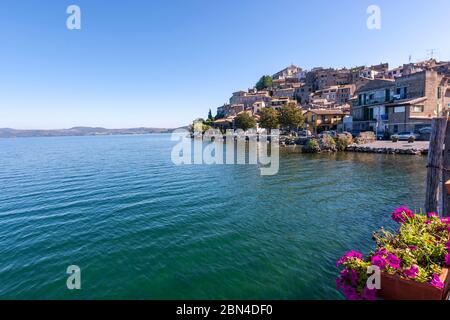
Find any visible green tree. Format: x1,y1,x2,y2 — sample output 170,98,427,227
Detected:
191,118,211,133
207,109,214,121
255,75,273,91
259,107,279,130
278,105,305,132
234,113,256,131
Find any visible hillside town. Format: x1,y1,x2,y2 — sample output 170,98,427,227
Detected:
208,59,450,137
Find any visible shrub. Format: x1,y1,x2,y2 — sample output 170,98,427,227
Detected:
408,136,416,143
304,138,320,153
392,136,399,143
336,134,353,151
319,135,337,152
336,208,450,300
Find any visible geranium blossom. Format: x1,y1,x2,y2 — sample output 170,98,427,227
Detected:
429,273,444,289
445,254,450,267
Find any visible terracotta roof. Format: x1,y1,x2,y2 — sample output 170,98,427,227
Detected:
306,109,345,115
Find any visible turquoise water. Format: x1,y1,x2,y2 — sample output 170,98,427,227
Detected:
0,134,427,299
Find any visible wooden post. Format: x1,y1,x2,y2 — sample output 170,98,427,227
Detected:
443,119,450,217
425,117,448,214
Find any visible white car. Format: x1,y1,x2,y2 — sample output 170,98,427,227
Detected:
391,132,420,141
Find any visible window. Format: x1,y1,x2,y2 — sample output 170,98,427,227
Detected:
412,105,424,113
394,106,406,113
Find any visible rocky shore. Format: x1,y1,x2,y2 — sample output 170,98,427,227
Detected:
346,141,429,155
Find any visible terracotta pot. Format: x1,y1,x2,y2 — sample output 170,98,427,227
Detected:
379,268,450,300
445,179,450,195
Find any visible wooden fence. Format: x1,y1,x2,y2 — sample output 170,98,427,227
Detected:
425,116,450,217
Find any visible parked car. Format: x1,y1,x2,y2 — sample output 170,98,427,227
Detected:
391,132,420,141
298,130,312,137
418,127,432,134
320,130,337,138
376,131,391,140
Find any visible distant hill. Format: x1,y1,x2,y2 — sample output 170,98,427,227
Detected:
0,127,177,138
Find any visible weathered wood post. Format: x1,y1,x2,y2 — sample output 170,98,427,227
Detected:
425,117,448,214
443,118,450,217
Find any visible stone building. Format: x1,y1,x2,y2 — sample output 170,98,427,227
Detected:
352,70,450,134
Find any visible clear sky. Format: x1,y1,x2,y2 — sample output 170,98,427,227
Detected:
1,0,449,129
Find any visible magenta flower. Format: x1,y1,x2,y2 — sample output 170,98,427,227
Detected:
429,273,444,289
362,286,377,300
343,285,361,300
336,277,345,290
386,254,401,269
371,255,387,269
376,248,388,255
427,212,438,218
446,241,450,250
391,206,415,223
403,265,419,278
336,251,363,267
349,269,358,286
441,217,450,224
445,254,450,267
408,245,418,251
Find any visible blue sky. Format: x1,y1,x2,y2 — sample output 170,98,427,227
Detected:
0,0,449,129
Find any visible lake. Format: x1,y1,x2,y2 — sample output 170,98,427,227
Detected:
0,134,427,299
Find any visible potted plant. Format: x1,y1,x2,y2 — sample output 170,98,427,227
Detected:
392,136,399,143
408,136,416,143
336,207,450,300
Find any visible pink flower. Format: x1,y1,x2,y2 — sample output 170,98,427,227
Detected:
336,251,363,267
371,255,387,269
445,241,450,250
386,254,401,269
427,212,438,218
336,277,345,290
430,273,444,289
441,217,450,224
445,254,450,267
403,265,419,278
408,245,418,251
391,206,415,223
349,269,358,286
362,286,377,300
343,285,361,300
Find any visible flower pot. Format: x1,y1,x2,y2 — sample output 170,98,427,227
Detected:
445,179,450,195
379,268,450,300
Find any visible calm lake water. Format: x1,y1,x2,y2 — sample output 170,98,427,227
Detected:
0,134,427,299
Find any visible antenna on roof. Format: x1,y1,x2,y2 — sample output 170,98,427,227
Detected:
426,49,438,60
409,55,412,63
